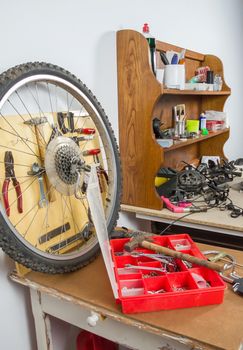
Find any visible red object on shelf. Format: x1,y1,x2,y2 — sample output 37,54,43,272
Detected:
76,330,118,350
206,120,224,131
110,234,226,314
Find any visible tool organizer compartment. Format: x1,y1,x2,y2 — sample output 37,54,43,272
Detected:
110,234,226,313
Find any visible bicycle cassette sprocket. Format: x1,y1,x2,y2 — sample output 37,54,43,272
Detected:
45,136,85,195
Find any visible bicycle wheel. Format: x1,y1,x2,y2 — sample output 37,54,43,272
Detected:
0,62,121,273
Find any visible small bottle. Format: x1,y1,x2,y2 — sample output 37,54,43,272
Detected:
199,112,207,130
142,23,156,75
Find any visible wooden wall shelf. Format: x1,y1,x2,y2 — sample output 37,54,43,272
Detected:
163,129,229,153
117,29,231,210
162,89,231,96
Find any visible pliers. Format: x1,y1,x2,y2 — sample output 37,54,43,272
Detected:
2,151,23,216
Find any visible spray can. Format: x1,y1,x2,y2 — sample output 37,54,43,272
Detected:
199,112,207,130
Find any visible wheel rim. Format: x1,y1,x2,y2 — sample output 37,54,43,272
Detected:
0,72,118,261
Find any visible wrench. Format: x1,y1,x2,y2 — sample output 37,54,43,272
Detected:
125,264,166,273
131,252,174,266
28,163,48,208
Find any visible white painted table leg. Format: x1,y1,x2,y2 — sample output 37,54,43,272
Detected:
30,289,53,350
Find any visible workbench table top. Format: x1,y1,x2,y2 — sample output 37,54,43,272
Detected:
10,243,243,350
121,181,243,234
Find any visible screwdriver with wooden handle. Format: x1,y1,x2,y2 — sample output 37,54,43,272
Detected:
124,234,224,272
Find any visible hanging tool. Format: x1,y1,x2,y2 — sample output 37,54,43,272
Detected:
2,151,23,216
72,135,94,145
57,112,96,141
124,233,224,272
57,112,70,134
24,116,56,202
75,128,95,135
57,112,79,134
82,148,101,157
38,222,71,244
84,148,109,192
28,163,48,208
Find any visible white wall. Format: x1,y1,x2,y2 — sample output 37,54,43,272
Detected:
0,0,243,349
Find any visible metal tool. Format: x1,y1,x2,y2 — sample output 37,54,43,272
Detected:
28,163,48,208
57,112,70,134
38,222,71,244
202,250,239,271
2,151,23,216
73,135,94,145
124,233,224,272
75,128,95,135
24,116,56,202
82,149,101,157
130,252,174,266
219,271,243,296
46,223,91,253
124,264,166,273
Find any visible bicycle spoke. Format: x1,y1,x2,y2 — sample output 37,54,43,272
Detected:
0,125,44,150
17,89,47,147
64,195,81,233
15,90,35,121
6,98,45,146
46,83,54,118
0,112,41,158
8,176,38,210
68,96,75,111
73,107,88,130
0,160,35,168
35,82,41,118
66,92,69,112
0,175,36,180
0,143,41,158
57,192,69,250
38,200,50,243
25,84,47,145
14,182,54,228
23,206,40,238
15,90,45,141
1,171,44,197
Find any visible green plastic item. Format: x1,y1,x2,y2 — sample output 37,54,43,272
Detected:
201,128,209,135
186,119,199,133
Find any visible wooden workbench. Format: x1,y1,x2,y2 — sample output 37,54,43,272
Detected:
10,243,243,350
121,181,243,236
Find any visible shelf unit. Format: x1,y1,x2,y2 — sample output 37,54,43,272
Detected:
117,29,231,210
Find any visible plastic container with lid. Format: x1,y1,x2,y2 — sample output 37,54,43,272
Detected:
142,23,156,75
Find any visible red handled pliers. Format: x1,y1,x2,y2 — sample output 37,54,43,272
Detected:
2,151,23,216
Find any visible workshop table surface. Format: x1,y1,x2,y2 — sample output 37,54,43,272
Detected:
121,180,243,234
10,243,243,350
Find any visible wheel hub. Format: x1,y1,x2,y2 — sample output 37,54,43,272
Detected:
55,144,80,185
45,136,84,195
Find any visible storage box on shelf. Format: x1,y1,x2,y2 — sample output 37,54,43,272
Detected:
110,234,226,314
117,29,231,210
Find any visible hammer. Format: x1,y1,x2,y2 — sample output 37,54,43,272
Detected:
24,116,56,202
124,233,224,272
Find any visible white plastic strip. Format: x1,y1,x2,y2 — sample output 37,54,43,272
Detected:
87,165,118,299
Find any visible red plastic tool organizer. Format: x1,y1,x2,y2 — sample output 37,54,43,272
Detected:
110,234,226,314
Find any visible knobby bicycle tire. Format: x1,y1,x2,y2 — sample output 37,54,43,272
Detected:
0,62,121,273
